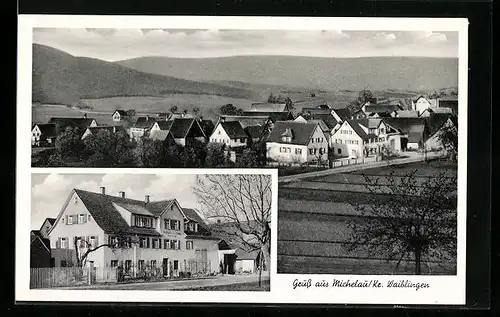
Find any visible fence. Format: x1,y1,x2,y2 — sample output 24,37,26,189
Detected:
30,261,212,289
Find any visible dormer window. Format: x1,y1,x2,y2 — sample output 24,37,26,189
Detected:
134,216,153,228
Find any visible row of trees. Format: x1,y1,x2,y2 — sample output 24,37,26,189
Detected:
41,127,267,168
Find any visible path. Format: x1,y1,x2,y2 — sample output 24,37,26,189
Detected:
278,151,444,184
60,274,269,291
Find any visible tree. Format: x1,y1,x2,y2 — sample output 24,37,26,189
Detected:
380,144,399,165
205,143,228,167
438,122,458,161
236,148,259,167
357,89,373,103
343,170,457,275
126,109,136,117
192,107,201,116
284,97,294,111
83,130,135,167
181,139,207,167
170,105,179,114
134,137,165,167
53,126,85,163
193,174,272,286
219,104,242,116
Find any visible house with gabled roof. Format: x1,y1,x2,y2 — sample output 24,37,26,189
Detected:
423,113,458,151
48,117,98,135
437,99,458,116
382,117,430,151
130,116,156,140
209,121,249,148
420,107,454,117
46,187,222,277
81,125,127,140
150,117,207,147
411,95,438,115
331,118,403,158
112,110,130,122
31,123,57,147
266,121,328,166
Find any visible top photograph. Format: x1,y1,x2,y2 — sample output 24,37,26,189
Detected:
30,28,459,170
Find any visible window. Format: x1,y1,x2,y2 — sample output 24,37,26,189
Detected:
164,239,170,249
151,260,156,268
337,149,342,154
186,241,194,250
67,216,73,225
74,197,78,204
295,148,302,155
125,260,132,272
60,237,67,249
168,219,180,230
138,260,145,270
314,148,317,154
311,138,314,143
170,240,180,250
134,216,153,228
78,214,84,224
139,237,148,248
349,130,352,135
152,238,160,249
89,236,96,248
109,236,118,248
110,260,118,268
309,149,314,155
173,260,179,270
240,138,245,143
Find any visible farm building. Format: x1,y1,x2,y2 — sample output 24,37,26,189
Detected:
31,123,57,146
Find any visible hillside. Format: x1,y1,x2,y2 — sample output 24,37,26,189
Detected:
32,44,260,105
116,55,459,92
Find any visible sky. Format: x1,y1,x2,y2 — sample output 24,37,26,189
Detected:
33,28,459,61
31,173,200,230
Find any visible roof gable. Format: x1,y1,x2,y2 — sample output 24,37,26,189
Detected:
219,121,248,139
267,121,319,145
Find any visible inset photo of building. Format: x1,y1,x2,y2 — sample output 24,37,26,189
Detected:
29,172,273,291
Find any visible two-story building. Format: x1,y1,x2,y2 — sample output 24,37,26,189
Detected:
411,95,438,115
209,121,249,148
266,121,328,166
112,110,130,122
330,119,402,158
130,116,156,141
149,117,207,147
31,124,57,146
47,187,223,277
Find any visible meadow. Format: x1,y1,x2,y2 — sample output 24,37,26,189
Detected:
277,159,458,275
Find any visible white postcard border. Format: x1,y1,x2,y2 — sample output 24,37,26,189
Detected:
17,15,469,305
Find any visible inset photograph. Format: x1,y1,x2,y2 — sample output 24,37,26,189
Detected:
30,172,272,291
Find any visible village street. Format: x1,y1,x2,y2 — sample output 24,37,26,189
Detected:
59,273,270,291
278,151,444,183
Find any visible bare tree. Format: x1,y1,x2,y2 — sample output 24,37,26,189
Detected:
73,233,129,268
193,175,272,286
343,170,457,275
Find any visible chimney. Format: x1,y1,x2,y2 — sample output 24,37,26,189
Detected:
83,113,88,119
119,191,125,198
144,195,150,204
100,187,105,195
146,115,150,121
217,219,221,224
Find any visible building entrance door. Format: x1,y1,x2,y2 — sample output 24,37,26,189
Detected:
162,258,169,277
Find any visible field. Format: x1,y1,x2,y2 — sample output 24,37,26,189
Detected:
277,159,458,275
33,93,258,124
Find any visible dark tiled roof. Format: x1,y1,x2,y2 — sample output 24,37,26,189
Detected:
438,99,458,115
154,120,173,130
333,108,351,121
149,129,173,142
345,120,377,140
183,208,206,225
74,189,161,237
267,121,319,146
244,125,266,139
365,104,402,114
169,118,205,139
394,110,419,118
146,200,176,217
114,110,128,116
300,108,332,116
382,117,428,143
31,230,51,251
87,126,125,134
306,113,339,130
220,121,248,139
48,117,97,132
216,115,271,129
46,218,56,226
35,124,57,137
185,235,221,241
308,120,330,132
199,119,215,136
425,113,453,136
134,117,156,129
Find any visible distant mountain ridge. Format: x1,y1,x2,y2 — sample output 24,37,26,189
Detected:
32,44,260,105
116,55,459,92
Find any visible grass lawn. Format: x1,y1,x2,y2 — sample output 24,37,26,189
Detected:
181,280,270,291
277,166,328,177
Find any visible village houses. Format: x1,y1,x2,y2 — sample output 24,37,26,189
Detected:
112,110,130,122
209,121,249,148
266,121,328,166
149,117,207,146
31,123,57,146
